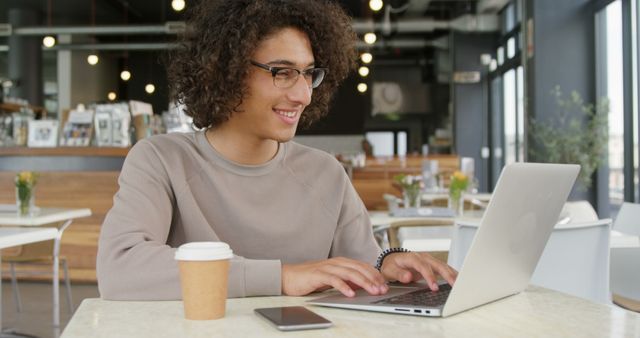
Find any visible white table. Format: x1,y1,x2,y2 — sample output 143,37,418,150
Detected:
60,286,640,337
369,211,640,253
369,210,483,251
0,207,92,328
0,227,58,337
422,192,492,205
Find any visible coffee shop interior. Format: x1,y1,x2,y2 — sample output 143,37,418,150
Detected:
0,0,639,337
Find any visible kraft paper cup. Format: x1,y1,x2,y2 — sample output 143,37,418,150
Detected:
175,242,233,320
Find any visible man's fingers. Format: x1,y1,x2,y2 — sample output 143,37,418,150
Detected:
430,259,458,286
323,274,355,297
389,253,439,289
322,264,385,295
411,256,439,290
380,261,413,283
331,258,386,286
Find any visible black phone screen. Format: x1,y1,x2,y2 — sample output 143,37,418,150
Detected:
254,306,332,328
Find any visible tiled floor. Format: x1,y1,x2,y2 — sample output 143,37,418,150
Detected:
1,281,99,338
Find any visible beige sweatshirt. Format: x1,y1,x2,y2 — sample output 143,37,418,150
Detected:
97,131,381,300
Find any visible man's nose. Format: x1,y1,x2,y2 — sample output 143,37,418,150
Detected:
286,74,313,106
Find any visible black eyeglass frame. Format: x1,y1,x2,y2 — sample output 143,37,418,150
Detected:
250,60,328,89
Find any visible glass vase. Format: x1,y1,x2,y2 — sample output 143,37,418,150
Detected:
448,190,464,216
403,188,421,209
16,185,35,217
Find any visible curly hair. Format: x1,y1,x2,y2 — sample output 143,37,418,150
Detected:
166,0,357,129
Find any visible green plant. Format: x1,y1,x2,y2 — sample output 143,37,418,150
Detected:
529,86,609,189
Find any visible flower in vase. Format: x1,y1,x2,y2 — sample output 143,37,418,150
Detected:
393,174,424,208
15,171,39,216
449,171,469,200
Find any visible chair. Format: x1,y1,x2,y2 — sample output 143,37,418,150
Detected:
611,202,640,312
559,200,598,223
448,218,612,304
387,218,454,263
2,226,74,314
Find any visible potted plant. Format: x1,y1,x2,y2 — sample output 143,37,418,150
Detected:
528,86,609,189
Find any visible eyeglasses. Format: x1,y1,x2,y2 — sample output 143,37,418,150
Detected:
250,60,328,89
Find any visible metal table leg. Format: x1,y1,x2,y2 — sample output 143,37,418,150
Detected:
52,220,73,328
0,256,39,338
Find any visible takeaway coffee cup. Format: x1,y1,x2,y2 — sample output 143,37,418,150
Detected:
174,242,233,320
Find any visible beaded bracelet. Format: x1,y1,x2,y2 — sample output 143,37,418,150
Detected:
375,247,410,271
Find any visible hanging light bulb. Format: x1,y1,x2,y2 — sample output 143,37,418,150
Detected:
172,0,186,12
364,33,377,45
357,83,368,93
107,92,117,101
361,52,373,64
358,66,370,77
87,54,99,65
120,70,132,81
42,36,56,48
145,83,156,94
369,0,383,11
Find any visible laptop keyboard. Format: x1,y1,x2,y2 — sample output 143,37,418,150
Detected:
374,284,452,307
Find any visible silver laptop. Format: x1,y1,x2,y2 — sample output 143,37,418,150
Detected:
308,163,580,317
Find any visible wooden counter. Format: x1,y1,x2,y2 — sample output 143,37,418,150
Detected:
0,147,129,157
352,155,459,210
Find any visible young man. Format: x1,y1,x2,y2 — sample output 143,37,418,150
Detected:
97,0,457,300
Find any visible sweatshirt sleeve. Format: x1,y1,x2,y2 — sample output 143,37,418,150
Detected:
96,139,282,300
329,172,382,265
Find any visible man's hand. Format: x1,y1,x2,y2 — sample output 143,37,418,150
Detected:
380,252,458,290
282,257,388,297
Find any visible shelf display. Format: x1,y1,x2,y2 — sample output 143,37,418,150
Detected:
27,119,59,147
60,105,94,147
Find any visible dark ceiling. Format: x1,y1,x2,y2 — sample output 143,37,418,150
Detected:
0,0,478,22
0,0,478,33
0,0,487,72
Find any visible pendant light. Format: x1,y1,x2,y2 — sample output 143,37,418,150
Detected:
42,0,55,48
87,0,99,66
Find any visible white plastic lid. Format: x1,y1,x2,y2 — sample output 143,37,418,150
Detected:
174,242,233,261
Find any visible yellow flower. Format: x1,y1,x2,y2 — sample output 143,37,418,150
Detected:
15,171,39,187
452,171,468,182
449,170,469,196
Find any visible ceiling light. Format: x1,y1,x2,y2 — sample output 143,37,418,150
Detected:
364,33,377,45
357,83,368,93
42,36,56,48
107,92,117,101
145,84,156,94
358,66,370,77
87,54,99,65
369,0,383,11
120,70,131,81
361,53,373,64
172,0,186,12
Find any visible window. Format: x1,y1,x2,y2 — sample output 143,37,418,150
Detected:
633,0,639,201
596,0,626,214
397,131,408,156
487,0,523,188
503,69,517,165
507,37,516,59
365,131,408,157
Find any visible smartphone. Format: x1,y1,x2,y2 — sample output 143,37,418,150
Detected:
254,306,333,331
